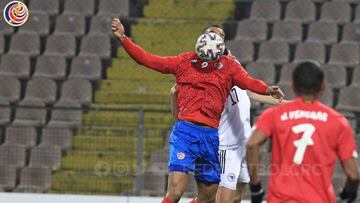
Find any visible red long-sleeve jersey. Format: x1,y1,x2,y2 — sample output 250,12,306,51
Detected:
122,37,269,128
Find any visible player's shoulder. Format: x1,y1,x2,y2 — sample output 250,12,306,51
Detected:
317,102,350,126
221,55,241,64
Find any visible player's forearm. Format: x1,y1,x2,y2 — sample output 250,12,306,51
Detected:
247,91,285,105
242,78,269,95
246,143,261,184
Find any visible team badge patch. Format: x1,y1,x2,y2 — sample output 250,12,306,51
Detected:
3,1,29,27
227,173,236,182
177,152,185,160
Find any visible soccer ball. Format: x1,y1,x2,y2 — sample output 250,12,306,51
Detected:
195,32,225,61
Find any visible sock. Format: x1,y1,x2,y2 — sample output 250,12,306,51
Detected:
162,197,175,203
188,198,196,203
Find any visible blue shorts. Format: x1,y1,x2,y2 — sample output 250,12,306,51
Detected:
168,120,221,184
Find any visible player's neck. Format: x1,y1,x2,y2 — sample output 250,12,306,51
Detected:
300,95,318,104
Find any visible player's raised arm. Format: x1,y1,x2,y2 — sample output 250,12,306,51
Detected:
111,18,179,74
230,61,284,101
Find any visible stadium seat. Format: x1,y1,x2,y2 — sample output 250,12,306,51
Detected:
294,43,325,64
246,62,276,84
63,0,95,17
89,15,113,35
328,43,360,66
320,2,351,24
0,36,4,54
4,125,37,148
354,6,360,23
59,79,92,105
55,15,86,36
351,68,360,87
13,100,47,127
0,76,20,103
34,55,67,80
98,0,129,16
79,35,111,58
279,63,297,84
0,165,16,190
257,41,289,64
0,17,14,35
29,145,62,170
337,86,360,112
16,166,52,192
322,65,347,88
0,54,31,78
18,13,49,36
250,0,280,22
45,34,76,57
342,23,360,43
320,89,334,107
271,21,303,43
225,40,254,64
333,0,359,3
235,19,267,42
24,77,57,104
41,127,73,150
0,99,11,125
48,101,83,128
29,0,60,16
0,145,26,169
9,33,40,56
69,56,102,80
307,22,338,45
285,0,316,23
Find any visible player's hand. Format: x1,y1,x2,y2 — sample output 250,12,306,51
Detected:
111,18,126,40
250,182,265,203
268,86,284,102
339,185,358,203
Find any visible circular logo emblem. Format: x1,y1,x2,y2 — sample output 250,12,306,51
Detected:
3,1,29,27
227,173,236,182
177,152,185,160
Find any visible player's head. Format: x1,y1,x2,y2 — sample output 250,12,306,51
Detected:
203,25,229,55
203,25,225,40
292,60,325,98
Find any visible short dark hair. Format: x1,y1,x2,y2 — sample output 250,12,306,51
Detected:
292,61,324,95
202,25,224,34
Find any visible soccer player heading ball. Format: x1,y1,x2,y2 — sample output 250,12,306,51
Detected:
247,61,360,203
111,18,284,203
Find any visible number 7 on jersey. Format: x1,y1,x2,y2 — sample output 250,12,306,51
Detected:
292,123,316,165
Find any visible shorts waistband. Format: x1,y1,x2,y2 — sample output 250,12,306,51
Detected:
178,120,218,132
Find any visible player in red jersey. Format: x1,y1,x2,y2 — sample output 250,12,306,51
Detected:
246,61,360,203
111,19,284,203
